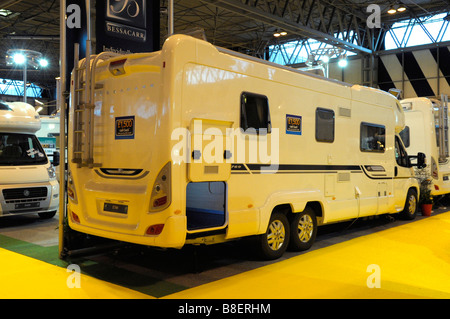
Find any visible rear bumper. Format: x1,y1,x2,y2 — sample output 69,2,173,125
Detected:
68,211,187,249
0,181,59,217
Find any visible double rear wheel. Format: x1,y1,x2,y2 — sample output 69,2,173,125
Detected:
256,208,317,260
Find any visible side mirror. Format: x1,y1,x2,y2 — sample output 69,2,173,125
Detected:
409,152,426,169
52,151,60,167
417,152,426,169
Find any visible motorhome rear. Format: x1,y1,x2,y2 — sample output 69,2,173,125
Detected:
0,101,59,219
67,35,424,259
401,96,450,196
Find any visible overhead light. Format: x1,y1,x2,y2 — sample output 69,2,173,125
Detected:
388,7,397,14
13,53,26,65
397,6,406,12
274,31,287,37
338,58,348,68
39,59,48,67
321,55,330,63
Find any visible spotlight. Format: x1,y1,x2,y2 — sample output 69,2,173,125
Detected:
13,53,26,64
338,58,348,68
39,59,49,67
387,7,397,14
321,55,330,63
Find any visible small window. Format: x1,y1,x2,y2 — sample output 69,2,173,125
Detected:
360,122,385,152
315,108,335,143
240,92,271,133
399,126,410,148
395,136,410,167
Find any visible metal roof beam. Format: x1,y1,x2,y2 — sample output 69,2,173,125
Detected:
201,0,373,54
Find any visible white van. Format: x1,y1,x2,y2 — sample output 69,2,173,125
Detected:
0,101,59,219
67,35,424,259
401,96,450,196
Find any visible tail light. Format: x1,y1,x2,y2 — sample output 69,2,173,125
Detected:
149,162,171,212
71,211,80,224
145,224,164,236
67,169,78,204
431,157,438,179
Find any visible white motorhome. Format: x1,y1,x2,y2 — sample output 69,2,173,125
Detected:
35,115,60,164
67,35,424,259
400,95,450,196
0,101,59,219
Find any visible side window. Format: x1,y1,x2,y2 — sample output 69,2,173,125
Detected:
399,126,410,148
395,136,410,167
360,122,385,152
240,92,271,134
315,108,335,143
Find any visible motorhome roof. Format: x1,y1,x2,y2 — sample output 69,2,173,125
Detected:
0,101,41,134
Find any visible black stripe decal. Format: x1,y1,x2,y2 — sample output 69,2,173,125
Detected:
430,47,450,87
377,58,396,92
235,164,362,172
397,52,435,97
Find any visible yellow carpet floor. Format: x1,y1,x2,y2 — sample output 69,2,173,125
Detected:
165,212,450,299
0,248,153,299
0,212,449,299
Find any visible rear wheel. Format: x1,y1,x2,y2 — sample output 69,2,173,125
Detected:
256,212,290,260
288,207,317,251
399,189,417,220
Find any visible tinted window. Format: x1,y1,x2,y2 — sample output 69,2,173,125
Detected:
316,108,335,143
240,92,271,133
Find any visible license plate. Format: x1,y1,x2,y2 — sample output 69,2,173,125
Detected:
104,203,128,214
15,202,40,209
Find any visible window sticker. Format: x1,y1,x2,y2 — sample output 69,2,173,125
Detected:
286,114,302,135
115,116,135,140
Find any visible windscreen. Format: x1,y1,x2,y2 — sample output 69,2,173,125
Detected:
0,133,48,166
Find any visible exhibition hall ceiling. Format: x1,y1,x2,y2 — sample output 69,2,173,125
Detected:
0,0,448,92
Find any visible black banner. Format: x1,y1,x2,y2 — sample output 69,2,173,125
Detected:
95,0,160,55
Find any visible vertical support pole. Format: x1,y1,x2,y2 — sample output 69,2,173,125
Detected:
168,0,174,36
85,0,93,167
58,0,67,259
23,61,27,103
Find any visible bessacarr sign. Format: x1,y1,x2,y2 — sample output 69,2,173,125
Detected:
96,0,159,54
105,0,147,42
106,21,146,42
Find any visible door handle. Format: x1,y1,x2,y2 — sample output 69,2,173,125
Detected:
394,166,398,177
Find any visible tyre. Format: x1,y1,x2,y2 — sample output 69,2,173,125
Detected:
256,212,290,260
38,211,57,219
399,189,417,220
288,207,317,251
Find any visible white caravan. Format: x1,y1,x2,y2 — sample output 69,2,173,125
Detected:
67,35,424,259
35,115,60,164
400,95,450,196
0,101,59,219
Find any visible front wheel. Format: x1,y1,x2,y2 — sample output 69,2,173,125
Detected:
399,189,417,220
255,212,290,260
288,207,317,251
